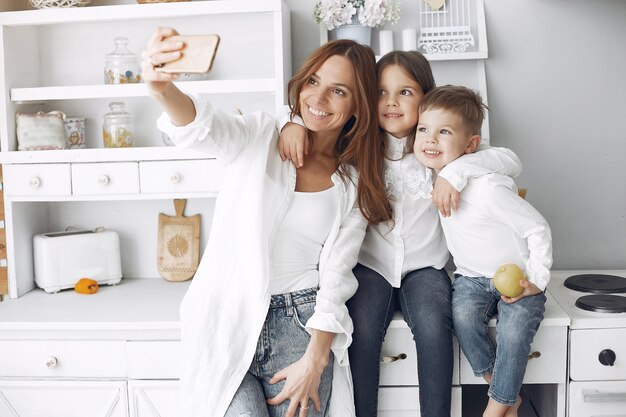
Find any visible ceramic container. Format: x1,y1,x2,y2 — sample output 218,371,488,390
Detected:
64,116,86,149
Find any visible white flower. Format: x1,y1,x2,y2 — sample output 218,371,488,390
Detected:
314,0,400,30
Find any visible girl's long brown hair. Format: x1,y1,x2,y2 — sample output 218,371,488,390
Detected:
287,40,392,225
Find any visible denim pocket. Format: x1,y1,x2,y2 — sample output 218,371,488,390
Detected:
292,300,316,335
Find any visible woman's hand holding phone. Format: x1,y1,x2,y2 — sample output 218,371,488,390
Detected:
141,27,184,96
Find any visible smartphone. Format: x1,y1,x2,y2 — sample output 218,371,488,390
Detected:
155,34,220,74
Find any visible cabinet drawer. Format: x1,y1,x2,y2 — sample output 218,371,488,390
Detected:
139,160,221,194
569,380,626,417
127,341,180,379
570,328,626,381
0,340,126,377
377,386,461,417
379,323,460,386
3,164,71,197
72,162,139,195
460,324,567,384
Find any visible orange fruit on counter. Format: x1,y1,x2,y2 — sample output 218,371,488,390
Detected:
74,278,99,294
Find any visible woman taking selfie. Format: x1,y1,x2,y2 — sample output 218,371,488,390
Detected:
142,28,391,417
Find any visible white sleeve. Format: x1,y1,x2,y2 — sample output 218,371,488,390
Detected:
438,145,523,191
481,182,553,291
305,201,367,365
275,105,305,132
156,94,257,162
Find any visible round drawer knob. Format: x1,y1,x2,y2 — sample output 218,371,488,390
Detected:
527,351,541,360
98,175,110,186
599,349,616,366
46,356,59,369
29,177,42,189
169,173,181,184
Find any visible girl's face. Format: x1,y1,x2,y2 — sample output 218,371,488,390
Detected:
299,55,357,139
378,64,424,139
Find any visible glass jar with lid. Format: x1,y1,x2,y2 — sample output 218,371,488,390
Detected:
104,37,141,84
103,102,134,148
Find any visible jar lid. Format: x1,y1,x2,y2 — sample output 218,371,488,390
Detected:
105,102,129,114
106,37,137,59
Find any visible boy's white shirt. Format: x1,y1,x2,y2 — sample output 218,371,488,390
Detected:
159,96,367,417
440,173,553,290
277,111,523,286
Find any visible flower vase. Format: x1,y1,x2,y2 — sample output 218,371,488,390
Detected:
335,24,372,46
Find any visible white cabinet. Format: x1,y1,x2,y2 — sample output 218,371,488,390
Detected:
0,380,128,417
128,380,180,417
0,0,291,299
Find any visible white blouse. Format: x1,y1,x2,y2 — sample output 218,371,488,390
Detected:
158,96,367,417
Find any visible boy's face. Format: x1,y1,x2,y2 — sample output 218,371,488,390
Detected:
413,107,479,172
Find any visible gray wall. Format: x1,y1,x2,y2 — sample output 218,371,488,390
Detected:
286,0,626,269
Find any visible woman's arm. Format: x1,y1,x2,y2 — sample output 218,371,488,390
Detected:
141,27,196,126
143,27,267,161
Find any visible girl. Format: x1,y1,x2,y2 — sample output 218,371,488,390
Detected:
142,29,392,417
279,50,521,417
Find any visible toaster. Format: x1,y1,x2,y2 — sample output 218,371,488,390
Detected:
33,229,122,293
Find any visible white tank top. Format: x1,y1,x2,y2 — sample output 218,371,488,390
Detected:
269,185,339,295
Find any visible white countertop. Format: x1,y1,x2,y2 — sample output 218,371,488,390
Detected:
0,272,574,340
0,278,189,340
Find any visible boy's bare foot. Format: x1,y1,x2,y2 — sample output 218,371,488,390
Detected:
503,395,522,417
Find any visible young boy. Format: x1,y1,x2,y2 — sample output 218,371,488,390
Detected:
413,85,553,417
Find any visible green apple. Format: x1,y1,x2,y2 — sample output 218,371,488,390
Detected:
493,264,527,298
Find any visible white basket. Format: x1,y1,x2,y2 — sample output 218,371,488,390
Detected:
29,0,91,8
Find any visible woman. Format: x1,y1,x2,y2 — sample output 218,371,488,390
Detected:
141,28,391,417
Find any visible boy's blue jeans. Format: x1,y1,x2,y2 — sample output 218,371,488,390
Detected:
346,264,454,417
452,276,546,406
225,287,333,417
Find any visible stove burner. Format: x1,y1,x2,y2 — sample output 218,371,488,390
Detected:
564,274,626,294
575,294,626,313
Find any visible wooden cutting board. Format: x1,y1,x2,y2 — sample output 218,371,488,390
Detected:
157,199,201,282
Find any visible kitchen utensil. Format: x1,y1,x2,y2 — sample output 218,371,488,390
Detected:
157,199,200,282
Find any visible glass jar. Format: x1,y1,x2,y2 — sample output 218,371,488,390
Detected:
104,37,141,84
103,102,134,148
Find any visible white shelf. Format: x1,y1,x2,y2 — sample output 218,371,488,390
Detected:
0,0,284,26
0,146,216,164
11,79,276,102
423,51,488,61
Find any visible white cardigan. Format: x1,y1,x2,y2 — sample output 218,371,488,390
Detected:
157,96,366,417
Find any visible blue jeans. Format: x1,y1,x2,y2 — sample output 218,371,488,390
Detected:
452,276,546,406
225,288,334,417
346,264,453,417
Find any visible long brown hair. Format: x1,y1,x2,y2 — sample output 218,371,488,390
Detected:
377,51,436,155
287,40,391,224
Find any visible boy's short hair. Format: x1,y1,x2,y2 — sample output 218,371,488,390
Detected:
418,85,487,135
